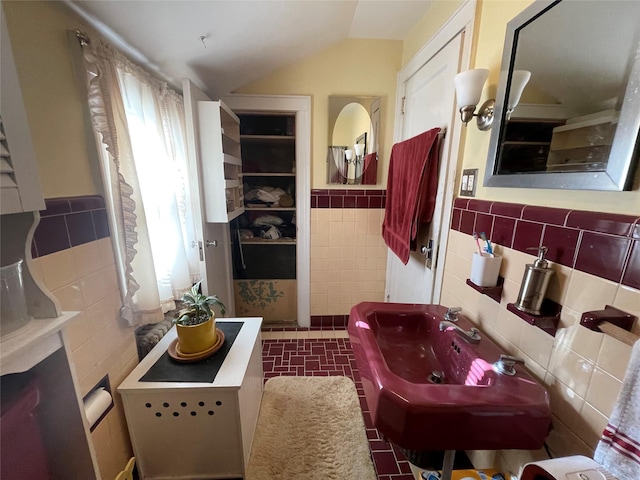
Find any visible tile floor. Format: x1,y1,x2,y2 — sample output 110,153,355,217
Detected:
261,327,416,480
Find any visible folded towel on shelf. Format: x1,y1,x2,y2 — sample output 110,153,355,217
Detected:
382,128,441,264
593,339,640,479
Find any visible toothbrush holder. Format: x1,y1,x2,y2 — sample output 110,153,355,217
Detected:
470,252,502,287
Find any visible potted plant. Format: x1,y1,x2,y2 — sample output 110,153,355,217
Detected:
173,281,226,354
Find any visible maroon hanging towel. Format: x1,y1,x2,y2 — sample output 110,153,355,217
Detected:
382,128,441,264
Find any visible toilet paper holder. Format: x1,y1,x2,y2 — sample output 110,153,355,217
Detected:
83,374,114,432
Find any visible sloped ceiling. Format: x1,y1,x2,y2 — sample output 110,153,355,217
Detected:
67,0,434,98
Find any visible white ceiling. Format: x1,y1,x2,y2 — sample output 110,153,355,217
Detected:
67,0,434,98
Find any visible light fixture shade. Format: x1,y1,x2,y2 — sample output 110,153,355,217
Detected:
454,69,489,109
345,149,354,160
507,70,531,110
354,144,365,157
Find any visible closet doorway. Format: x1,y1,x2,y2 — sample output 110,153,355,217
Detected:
223,95,311,327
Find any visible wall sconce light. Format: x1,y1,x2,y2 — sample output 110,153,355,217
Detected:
454,69,531,131
506,70,531,120
454,69,494,131
353,143,365,159
345,149,354,163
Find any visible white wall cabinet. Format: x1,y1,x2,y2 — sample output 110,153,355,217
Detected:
0,8,45,215
197,100,245,222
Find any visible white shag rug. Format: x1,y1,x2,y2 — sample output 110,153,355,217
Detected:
246,376,377,480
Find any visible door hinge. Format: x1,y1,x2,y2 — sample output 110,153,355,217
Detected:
401,96,406,115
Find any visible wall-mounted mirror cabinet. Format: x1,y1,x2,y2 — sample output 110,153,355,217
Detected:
485,0,640,191
327,95,380,185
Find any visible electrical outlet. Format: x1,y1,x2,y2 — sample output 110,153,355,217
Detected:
460,168,478,197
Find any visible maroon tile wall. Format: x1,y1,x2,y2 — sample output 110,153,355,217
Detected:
451,198,640,289
32,196,110,258
311,189,386,209
310,315,349,328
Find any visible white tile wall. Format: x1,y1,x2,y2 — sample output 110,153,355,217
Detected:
442,229,639,476
33,237,137,480
310,209,387,315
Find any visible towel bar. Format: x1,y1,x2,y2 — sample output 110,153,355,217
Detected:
598,321,639,346
580,305,639,346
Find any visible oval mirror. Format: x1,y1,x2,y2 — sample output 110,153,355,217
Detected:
327,96,380,185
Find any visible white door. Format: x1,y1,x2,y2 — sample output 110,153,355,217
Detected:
385,34,462,304
183,79,235,315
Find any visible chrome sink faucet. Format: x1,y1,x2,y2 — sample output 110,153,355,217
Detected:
438,320,481,344
493,354,525,375
444,307,462,322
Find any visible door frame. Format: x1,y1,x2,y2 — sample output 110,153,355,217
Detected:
388,0,476,303
222,94,311,327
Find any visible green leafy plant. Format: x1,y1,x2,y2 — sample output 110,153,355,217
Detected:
173,281,226,326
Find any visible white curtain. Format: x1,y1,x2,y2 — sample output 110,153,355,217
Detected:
80,38,199,325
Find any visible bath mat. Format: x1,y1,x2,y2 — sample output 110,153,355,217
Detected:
246,376,377,480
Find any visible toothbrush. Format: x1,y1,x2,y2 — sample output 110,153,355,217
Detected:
480,232,494,256
472,232,482,255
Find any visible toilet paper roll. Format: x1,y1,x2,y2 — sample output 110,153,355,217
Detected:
84,387,113,428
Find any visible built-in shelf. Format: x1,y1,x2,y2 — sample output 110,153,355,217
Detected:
1,311,80,376
466,277,503,303
502,141,550,146
227,207,245,222
241,238,296,245
223,153,242,166
507,299,562,337
245,206,296,211
243,172,295,177
240,134,295,142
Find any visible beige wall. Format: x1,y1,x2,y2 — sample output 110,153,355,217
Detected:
3,1,102,198
235,38,402,190
454,0,639,214
442,229,639,475
402,0,465,65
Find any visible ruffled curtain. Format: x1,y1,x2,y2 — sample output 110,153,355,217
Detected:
80,38,199,325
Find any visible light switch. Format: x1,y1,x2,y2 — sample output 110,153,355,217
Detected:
460,168,478,197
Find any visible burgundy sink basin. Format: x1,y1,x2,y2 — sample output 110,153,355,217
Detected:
348,302,551,451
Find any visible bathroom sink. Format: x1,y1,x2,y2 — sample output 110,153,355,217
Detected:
348,302,551,451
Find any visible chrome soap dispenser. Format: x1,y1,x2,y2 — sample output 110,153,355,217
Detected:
515,246,554,315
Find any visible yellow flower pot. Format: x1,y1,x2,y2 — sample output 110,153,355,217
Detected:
176,316,217,354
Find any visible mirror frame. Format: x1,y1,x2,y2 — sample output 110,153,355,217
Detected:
484,0,640,191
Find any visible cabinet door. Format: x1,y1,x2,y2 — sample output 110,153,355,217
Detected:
1,8,44,214
197,101,244,222
183,80,235,315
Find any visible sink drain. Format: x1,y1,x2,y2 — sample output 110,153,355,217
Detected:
427,371,445,384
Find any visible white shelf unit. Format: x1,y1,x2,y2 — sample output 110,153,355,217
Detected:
197,100,245,222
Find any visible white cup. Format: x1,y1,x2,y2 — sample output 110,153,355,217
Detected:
470,252,502,287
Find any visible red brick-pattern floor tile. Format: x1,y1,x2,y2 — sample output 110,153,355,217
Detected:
262,336,414,479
